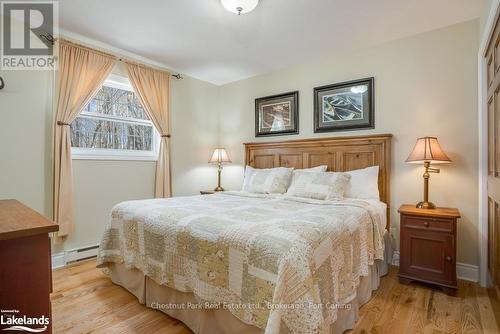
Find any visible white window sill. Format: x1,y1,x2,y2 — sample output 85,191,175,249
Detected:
71,149,158,161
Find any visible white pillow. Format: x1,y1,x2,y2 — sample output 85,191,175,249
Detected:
344,166,380,200
285,171,351,200
242,166,293,194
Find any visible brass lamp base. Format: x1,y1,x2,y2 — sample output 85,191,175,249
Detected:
416,161,439,210
213,163,224,192
416,201,436,209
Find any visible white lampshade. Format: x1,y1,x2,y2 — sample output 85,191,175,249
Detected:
209,148,232,164
220,0,259,15
406,137,451,164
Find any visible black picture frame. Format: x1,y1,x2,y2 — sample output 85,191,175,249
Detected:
314,77,374,133
255,91,299,137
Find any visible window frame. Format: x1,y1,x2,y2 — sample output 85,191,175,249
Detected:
71,74,160,161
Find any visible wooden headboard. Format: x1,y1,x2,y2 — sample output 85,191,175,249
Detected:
244,133,392,229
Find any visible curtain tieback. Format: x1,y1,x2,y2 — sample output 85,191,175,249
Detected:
161,134,171,138
57,121,70,126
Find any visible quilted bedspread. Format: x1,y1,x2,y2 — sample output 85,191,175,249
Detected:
97,191,385,334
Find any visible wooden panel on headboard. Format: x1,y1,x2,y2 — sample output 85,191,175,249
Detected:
244,134,392,229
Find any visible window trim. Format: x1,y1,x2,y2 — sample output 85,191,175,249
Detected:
71,74,160,161
71,146,159,161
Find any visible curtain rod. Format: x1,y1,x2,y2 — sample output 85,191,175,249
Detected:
55,36,183,80
116,57,183,79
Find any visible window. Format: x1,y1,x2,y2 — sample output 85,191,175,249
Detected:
70,74,159,160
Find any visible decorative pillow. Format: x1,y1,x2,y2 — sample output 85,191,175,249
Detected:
285,171,351,200
344,166,380,200
297,165,328,173
242,166,294,194
288,165,327,190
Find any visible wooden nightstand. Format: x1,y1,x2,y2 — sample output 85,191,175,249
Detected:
200,190,216,195
398,204,461,295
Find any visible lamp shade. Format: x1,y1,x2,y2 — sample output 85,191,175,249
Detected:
209,148,232,164
406,137,451,164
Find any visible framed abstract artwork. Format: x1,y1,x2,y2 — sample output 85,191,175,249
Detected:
314,77,374,132
255,91,299,137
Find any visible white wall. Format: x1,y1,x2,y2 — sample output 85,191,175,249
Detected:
0,70,53,216
65,160,155,250
170,76,220,196
217,20,480,266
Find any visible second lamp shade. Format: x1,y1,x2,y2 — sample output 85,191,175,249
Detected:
406,137,451,164
209,148,232,164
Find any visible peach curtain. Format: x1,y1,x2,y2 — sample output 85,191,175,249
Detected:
125,62,171,197
53,40,116,238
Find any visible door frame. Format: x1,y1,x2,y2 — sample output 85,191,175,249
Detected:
479,0,500,287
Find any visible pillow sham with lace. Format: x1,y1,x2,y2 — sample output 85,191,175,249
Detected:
242,166,294,194
285,171,351,200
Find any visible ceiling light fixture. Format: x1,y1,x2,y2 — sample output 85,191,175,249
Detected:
221,0,259,15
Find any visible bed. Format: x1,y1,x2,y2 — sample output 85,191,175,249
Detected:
96,134,392,334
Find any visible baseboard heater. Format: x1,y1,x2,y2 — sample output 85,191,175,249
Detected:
65,244,99,264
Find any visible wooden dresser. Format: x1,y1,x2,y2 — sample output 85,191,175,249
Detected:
0,200,59,333
398,204,460,295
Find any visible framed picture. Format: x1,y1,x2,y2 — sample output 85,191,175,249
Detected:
314,77,374,132
255,91,299,137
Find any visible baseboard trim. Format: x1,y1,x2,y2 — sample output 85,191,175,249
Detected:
52,252,66,269
456,262,479,282
391,251,479,283
51,244,99,269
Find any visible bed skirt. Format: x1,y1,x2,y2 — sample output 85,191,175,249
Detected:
106,257,388,334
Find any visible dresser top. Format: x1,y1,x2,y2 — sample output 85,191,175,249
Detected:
398,204,461,219
0,199,59,240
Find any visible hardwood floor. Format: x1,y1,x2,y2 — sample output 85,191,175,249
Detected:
51,260,190,334
51,259,500,333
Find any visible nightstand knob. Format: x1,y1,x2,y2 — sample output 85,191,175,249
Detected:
423,222,430,227
446,255,452,262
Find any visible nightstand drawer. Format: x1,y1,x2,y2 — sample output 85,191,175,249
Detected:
402,216,453,233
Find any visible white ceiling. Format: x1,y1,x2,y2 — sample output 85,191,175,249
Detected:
58,0,480,85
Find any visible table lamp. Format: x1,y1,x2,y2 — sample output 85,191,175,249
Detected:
209,148,231,191
406,137,451,209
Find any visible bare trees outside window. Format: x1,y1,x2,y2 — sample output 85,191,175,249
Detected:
70,75,157,159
